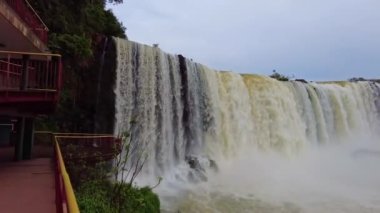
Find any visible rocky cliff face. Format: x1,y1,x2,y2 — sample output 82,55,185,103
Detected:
72,36,117,134
93,37,117,134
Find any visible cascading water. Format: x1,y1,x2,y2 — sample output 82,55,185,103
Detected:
113,37,380,212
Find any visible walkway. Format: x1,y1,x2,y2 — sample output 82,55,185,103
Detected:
0,147,56,213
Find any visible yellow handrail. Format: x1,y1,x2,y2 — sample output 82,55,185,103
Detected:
55,137,80,213
26,88,58,92
35,131,113,137
56,135,116,139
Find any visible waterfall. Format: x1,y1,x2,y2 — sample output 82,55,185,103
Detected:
113,38,380,212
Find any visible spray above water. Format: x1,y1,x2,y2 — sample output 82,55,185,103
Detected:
113,38,380,212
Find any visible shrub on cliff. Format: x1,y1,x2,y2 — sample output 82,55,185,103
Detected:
76,180,160,213
269,70,290,81
63,131,161,213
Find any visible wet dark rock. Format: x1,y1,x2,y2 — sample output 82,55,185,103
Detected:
295,79,308,83
186,155,205,172
185,155,219,183
209,159,219,172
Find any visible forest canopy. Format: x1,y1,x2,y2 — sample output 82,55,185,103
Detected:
31,0,126,132
30,0,126,57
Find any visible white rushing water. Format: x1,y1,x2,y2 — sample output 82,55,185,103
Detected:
113,38,380,213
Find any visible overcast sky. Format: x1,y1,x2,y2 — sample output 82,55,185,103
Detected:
108,0,380,81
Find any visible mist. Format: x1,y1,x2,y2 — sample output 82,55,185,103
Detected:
157,135,380,213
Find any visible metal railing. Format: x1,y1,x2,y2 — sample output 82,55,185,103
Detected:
55,137,80,213
34,131,122,213
55,133,122,162
0,51,62,92
4,0,49,43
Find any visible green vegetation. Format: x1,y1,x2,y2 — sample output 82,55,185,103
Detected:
76,180,114,213
61,131,160,213
269,70,290,81
30,1,160,212
77,180,160,213
348,77,366,82
31,0,125,59
32,0,125,132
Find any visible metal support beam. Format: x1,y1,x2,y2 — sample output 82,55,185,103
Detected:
22,118,34,160
13,117,35,160
14,117,25,161
0,123,12,146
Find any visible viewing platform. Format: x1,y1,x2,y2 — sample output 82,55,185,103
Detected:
0,1,67,212
0,156,55,213
0,50,62,115
0,131,121,213
0,1,121,212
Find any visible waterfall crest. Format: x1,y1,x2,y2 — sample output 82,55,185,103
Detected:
113,38,380,212
114,38,380,176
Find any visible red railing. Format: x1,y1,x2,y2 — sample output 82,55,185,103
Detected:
35,131,122,213
55,134,122,162
0,58,22,89
0,51,62,92
5,0,49,44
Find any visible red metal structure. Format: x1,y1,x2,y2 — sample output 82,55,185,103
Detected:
0,0,48,53
0,51,62,113
0,0,61,161
0,1,82,212
4,0,48,44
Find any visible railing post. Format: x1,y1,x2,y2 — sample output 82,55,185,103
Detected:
21,54,30,90
5,54,10,98
55,57,62,101
6,54,10,89
45,59,50,89
51,56,58,90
